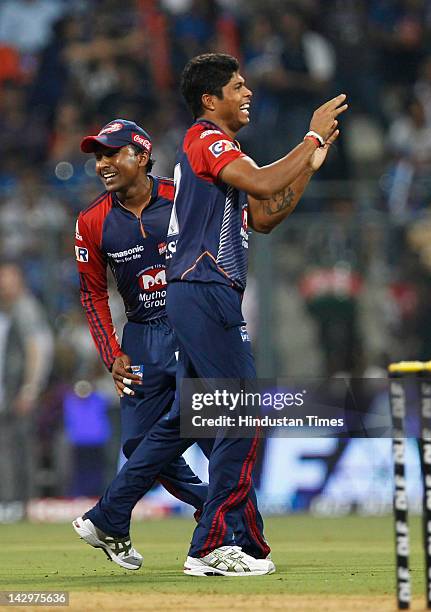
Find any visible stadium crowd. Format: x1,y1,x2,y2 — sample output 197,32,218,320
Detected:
2,0,431,499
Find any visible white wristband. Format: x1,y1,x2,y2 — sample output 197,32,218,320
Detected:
305,130,325,147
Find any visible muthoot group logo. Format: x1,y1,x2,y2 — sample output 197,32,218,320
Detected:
138,265,167,309
138,266,166,292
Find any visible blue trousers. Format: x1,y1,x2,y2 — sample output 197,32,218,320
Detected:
87,287,269,558
167,282,269,558
87,318,208,533
85,318,258,553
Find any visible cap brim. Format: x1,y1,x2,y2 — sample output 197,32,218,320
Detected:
80,135,122,153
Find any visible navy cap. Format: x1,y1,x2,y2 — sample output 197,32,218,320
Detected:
80,119,152,154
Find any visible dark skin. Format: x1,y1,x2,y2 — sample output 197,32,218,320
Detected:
95,144,152,214
246,135,338,233
199,71,347,232
94,143,153,397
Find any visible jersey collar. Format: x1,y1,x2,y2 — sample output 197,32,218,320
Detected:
111,175,158,209
194,119,240,148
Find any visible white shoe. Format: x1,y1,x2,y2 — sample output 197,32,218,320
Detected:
184,546,275,576
72,515,143,570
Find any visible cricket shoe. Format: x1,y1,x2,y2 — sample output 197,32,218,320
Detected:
184,546,275,576
72,515,143,570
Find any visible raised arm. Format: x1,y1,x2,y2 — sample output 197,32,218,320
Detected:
219,94,347,198
248,128,340,233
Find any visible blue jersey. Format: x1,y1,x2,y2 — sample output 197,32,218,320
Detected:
75,176,174,369
166,120,249,291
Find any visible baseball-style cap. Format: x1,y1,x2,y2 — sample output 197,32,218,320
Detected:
80,119,152,154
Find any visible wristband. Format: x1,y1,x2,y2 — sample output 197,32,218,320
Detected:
304,135,320,148
304,130,325,147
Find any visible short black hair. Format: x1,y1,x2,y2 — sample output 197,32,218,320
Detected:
180,53,240,119
130,144,154,173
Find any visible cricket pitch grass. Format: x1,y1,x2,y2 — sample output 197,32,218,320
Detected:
0,515,427,611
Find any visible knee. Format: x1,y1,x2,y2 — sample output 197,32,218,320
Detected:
122,437,141,458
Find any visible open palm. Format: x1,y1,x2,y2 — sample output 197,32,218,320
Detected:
309,129,340,172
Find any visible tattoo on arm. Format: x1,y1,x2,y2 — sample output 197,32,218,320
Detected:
262,187,295,216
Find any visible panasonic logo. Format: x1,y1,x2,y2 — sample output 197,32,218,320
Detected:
107,245,144,258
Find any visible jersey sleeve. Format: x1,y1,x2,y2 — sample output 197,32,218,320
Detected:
187,131,246,181
75,213,123,370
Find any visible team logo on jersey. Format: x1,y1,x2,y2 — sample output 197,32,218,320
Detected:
75,246,89,263
200,129,222,139
138,265,167,310
165,240,177,260
138,266,167,292
75,219,82,241
240,325,250,343
158,242,167,255
209,140,238,157
241,204,249,249
98,122,123,135
242,208,248,231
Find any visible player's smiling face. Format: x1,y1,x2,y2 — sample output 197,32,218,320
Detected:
94,145,147,192
215,72,252,132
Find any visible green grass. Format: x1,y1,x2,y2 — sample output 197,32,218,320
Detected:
0,515,425,596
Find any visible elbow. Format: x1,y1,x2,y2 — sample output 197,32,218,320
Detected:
252,220,273,234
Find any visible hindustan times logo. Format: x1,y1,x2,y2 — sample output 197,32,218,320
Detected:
191,389,306,411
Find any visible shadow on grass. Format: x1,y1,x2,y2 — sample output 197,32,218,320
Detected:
0,565,291,592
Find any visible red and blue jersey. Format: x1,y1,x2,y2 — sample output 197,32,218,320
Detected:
166,120,249,292
75,176,174,369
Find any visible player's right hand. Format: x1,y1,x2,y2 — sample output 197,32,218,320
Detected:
111,354,143,398
309,94,348,142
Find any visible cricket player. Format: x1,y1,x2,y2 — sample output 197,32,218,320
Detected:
70,53,347,577
72,118,266,570
166,53,346,576
72,119,209,569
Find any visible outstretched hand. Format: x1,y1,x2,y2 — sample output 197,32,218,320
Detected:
309,129,340,173
310,93,348,141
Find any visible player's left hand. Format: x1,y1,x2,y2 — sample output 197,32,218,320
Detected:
308,128,340,173
111,354,143,398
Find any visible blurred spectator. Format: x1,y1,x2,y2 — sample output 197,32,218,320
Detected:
28,15,83,126
0,262,53,502
63,379,112,496
0,168,68,260
48,102,87,163
387,96,431,158
170,0,219,74
243,6,335,163
323,1,383,122
0,81,49,163
0,0,65,54
368,0,425,89
300,265,363,376
384,95,431,218
414,54,431,126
